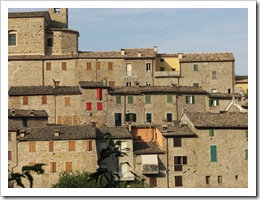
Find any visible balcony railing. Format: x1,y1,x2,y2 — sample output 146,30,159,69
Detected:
142,164,159,174
154,71,180,78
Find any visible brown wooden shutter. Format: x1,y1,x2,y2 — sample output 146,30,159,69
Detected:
8,151,11,160
49,141,54,152
86,140,92,151
46,62,51,70
8,132,11,141
149,177,157,187
23,96,28,105
108,62,113,70
66,162,72,172
69,141,75,151
183,156,187,164
50,162,56,173
65,97,70,106
62,62,67,70
57,116,62,124
73,115,78,125
87,62,92,70
42,95,47,104
96,61,101,70
174,137,182,147
175,176,183,187
29,142,36,152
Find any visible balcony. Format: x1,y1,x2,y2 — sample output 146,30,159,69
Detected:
141,154,159,174
142,164,159,174
154,71,181,78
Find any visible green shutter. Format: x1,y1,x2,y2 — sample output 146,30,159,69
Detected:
116,96,121,104
209,100,213,107
216,100,219,106
167,95,173,103
245,130,248,138
192,96,195,104
209,129,214,136
193,64,198,71
146,95,151,104
210,145,217,162
245,149,248,160
128,96,133,104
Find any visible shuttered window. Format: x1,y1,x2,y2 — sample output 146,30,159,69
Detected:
125,113,136,122
145,95,151,104
245,130,248,138
173,137,182,147
150,178,157,188
116,96,121,104
8,132,11,141
97,102,103,111
65,97,70,106
96,88,102,100
167,95,173,103
128,96,133,104
29,142,36,152
86,140,93,151
174,156,187,171
146,113,152,123
68,141,75,151
66,162,72,172
46,62,51,70
86,102,92,111
73,115,78,125
167,113,172,122
245,149,248,160
50,162,56,173
193,64,198,71
209,129,214,137
96,62,101,70
49,141,54,152
62,62,67,70
209,99,219,107
57,116,62,124
185,96,195,104
8,151,12,160
175,176,183,187
42,95,47,104
210,145,217,162
108,62,113,70
87,62,92,70
23,96,28,105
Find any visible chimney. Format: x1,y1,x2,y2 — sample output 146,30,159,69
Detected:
11,109,15,116
153,46,158,53
173,120,181,128
20,130,26,138
161,124,168,133
178,53,183,59
121,49,125,56
138,51,141,57
29,110,35,116
54,130,60,137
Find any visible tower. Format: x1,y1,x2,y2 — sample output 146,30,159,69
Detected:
48,8,68,28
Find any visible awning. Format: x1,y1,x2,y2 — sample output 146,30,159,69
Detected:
141,154,158,165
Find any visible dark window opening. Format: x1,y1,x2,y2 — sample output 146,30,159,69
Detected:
146,113,152,123
175,176,183,187
8,33,16,46
22,118,27,127
173,137,182,147
125,113,136,122
47,38,53,47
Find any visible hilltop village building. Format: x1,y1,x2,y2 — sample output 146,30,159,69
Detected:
8,8,248,188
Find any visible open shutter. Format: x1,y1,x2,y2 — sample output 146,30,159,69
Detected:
185,96,189,104
209,100,213,107
97,102,103,111
96,88,102,100
216,100,219,106
192,96,195,104
183,156,187,164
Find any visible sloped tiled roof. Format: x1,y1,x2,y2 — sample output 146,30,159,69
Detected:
185,112,248,128
79,81,109,89
8,86,81,96
19,125,96,141
96,127,132,139
208,93,241,99
180,52,235,62
108,86,208,95
157,125,196,137
8,109,48,118
133,141,165,155
8,11,50,19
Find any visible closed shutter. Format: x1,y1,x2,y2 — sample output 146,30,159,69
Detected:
150,177,157,187
108,62,113,70
174,138,182,147
68,141,75,151
245,149,248,160
97,102,103,111
116,96,121,104
245,130,248,138
23,96,28,105
96,88,102,100
87,62,92,70
210,145,217,162
86,140,92,151
185,96,189,104
109,81,115,86
65,97,70,106
183,156,187,164
46,62,51,70
96,62,101,70
62,62,67,70
57,116,62,124
8,132,11,141
167,95,173,103
86,102,92,111
50,162,56,173
128,96,133,104
209,129,214,136
145,95,151,104
216,100,219,106
49,141,54,152
42,95,47,104
8,151,11,160
209,99,213,107
29,142,36,152
175,176,183,187
192,96,195,104
66,162,72,172
73,115,78,125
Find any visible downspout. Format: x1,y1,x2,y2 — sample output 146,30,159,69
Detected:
123,95,126,125
11,136,19,172
42,60,45,86
166,137,169,188
152,59,155,86
96,59,98,82
232,60,235,94
54,94,56,124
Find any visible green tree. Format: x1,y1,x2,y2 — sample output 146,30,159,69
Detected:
8,163,46,188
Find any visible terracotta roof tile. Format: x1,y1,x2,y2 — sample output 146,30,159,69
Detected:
8,109,48,118
208,93,242,99
79,81,108,89
180,52,235,62
157,125,196,137
133,141,164,155
8,11,50,19
96,127,132,139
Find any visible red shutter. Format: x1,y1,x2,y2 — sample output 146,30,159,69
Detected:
86,102,92,111
97,102,103,111
96,88,102,100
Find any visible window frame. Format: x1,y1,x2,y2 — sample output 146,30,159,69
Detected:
209,129,214,137
62,62,67,71
49,141,54,152
175,176,183,187
166,113,173,123
50,162,56,173
146,63,152,71
125,113,136,122
97,102,103,111
86,102,92,111
65,162,72,172
186,96,195,104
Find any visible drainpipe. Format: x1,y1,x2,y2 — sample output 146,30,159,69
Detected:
42,60,45,86
54,95,57,124
152,59,155,86
11,136,19,172
166,137,169,188
123,95,126,125
176,94,179,120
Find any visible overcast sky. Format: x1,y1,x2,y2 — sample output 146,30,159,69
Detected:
8,7,248,75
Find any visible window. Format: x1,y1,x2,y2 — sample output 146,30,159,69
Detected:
126,82,131,87
87,62,92,70
146,63,152,71
97,102,103,111
160,59,164,62
86,140,92,151
126,63,132,76
212,71,217,80
50,162,56,173
8,151,12,160
86,102,92,111
193,83,199,87
210,145,217,162
96,62,101,70
128,96,133,104
145,95,151,104
206,176,210,184
120,163,128,178
167,95,173,103
108,62,113,70
116,96,121,104
8,133,11,141
42,96,47,104
209,99,219,107
109,81,115,86
65,97,70,106
49,141,54,152
46,62,51,70
228,88,231,94
23,96,28,105
125,113,136,122
146,113,152,123
47,38,53,47
218,176,222,184
173,137,182,147
96,88,102,100
115,113,122,126
150,177,157,188
245,130,248,138
193,64,198,71
175,176,183,187
209,129,214,137
22,118,27,127
57,116,62,124
186,96,195,104
174,156,187,171
160,67,165,71
62,62,67,70
167,113,172,123
245,149,248,160
68,141,75,151
73,115,78,125
8,33,16,46
66,162,72,172
29,142,36,152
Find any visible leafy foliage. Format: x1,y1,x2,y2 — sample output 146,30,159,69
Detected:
9,163,46,188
